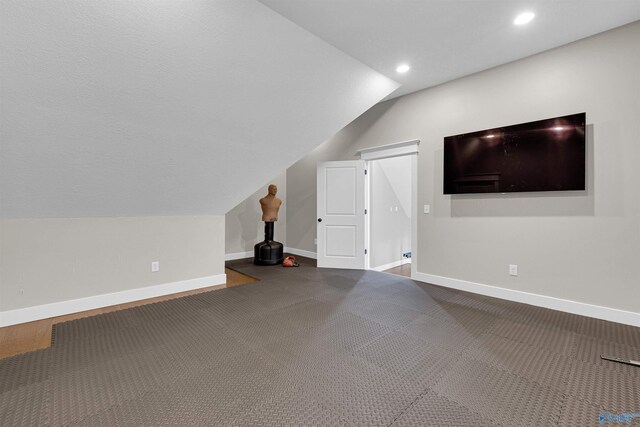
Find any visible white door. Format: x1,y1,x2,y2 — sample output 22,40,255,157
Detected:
317,160,366,269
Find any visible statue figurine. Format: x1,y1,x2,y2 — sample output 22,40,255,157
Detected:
259,184,282,222
254,184,284,265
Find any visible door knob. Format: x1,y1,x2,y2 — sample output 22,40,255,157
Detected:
317,218,322,222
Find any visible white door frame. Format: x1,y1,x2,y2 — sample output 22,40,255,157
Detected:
355,139,420,278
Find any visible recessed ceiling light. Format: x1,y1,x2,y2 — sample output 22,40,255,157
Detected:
514,11,535,26
396,64,410,73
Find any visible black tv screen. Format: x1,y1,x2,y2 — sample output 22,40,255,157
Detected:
443,113,586,194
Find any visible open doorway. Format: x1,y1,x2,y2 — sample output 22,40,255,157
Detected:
316,140,418,274
368,155,412,277
356,139,419,278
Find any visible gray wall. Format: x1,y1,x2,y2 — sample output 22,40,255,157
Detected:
286,22,640,314
286,101,399,252
0,216,225,312
370,156,411,269
225,173,287,256
0,0,398,324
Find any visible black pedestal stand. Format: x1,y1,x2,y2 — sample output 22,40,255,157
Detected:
254,221,284,265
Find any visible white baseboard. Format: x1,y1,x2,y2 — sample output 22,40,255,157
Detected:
225,251,253,261
0,273,227,328
412,272,640,327
285,247,317,259
372,258,412,272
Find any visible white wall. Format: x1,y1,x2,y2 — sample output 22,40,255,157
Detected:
286,22,640,322
0,216,225,325
225,173,286,258
370,156,411,269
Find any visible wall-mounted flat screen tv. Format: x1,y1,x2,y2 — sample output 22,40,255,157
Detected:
443,112,586,195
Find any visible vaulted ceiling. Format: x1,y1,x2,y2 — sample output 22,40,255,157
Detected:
2,1,639,217
0,1,398,217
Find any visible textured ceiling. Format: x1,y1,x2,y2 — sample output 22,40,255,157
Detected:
0,0,398,217
260,0,640,99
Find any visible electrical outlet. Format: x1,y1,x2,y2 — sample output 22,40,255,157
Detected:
423,204,430,214
509,264,518,276
151,261,160,272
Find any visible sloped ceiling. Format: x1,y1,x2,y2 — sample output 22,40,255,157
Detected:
0,0,399,217
261,0,640,99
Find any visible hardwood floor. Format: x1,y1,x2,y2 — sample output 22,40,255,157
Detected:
225,267,258,288
383,262,411,277
0,268,256,360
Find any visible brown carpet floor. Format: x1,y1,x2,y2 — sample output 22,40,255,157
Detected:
1,257,639,426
